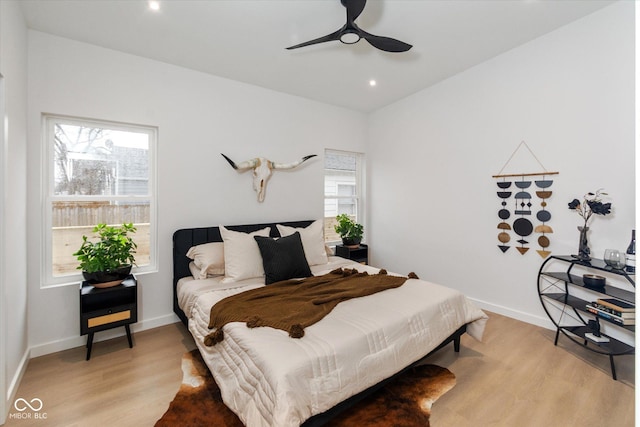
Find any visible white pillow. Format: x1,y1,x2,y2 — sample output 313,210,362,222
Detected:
220,225,271,282
186,242,225,279
277,220,328,266
188,262,204,280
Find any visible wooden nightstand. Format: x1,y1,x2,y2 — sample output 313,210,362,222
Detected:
80,275,137,360
335,244,368,264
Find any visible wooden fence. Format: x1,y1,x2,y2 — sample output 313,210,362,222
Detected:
52,201,150,227
52,224,150,276
51,201,150,275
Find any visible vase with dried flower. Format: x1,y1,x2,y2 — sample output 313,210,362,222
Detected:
567,189,612,261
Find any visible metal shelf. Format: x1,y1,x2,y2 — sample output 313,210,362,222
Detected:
537,256,635,380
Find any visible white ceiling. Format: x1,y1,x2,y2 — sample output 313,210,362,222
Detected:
19,0,616,112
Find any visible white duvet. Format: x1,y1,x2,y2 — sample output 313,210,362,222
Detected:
178,257,488,427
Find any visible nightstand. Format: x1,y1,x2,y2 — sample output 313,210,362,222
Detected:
335,244,368,264
80,275,137,360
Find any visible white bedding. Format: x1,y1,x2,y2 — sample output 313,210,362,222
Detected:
179,256,487,427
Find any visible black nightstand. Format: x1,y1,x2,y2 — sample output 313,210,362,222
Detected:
80,275,137,360
335,244,368,264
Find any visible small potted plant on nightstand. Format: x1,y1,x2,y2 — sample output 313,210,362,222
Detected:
74,223,137,288
334,214,364,248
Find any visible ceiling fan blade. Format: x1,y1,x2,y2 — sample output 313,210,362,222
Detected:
286,29,342,50
360,31,412,52
345,0,367,22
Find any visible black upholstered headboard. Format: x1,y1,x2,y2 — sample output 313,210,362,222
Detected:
172,220,315,325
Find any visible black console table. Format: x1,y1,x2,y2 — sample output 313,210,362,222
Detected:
537,256,635,380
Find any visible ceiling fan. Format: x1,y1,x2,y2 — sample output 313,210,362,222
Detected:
286,0,412,53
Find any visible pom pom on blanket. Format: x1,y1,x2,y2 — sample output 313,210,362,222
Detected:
330,267,368,277
408,272,419,279
378,269,388,275
289,324,305,338
204,328,224,346
246,316,263,328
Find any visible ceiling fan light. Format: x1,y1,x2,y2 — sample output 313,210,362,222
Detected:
340,31,361,44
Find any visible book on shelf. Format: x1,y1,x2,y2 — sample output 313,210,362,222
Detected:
586,304,636,325
590,302,635,319
596,298,635,313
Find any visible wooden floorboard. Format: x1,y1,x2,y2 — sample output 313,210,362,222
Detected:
3,312,635,426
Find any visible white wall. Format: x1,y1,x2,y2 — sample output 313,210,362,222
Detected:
367,2,635,327
0,0,29,422
26,31,367,355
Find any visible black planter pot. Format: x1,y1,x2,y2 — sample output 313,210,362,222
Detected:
83,264,132,284
341,237,362,248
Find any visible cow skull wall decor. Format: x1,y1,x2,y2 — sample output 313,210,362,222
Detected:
221,153,317,202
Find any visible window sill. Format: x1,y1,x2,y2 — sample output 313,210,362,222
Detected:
41,267,158,289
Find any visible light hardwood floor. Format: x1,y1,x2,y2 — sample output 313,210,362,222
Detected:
4,323,196,427
429,312,635,427
3,312,635,427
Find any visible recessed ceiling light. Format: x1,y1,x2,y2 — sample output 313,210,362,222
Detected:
149,1,160,11
369,80,377,87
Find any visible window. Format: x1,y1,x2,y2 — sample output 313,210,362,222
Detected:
324,149,365,244
43,115,157,286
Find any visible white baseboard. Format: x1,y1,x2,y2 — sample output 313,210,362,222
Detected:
5,346,30,419
469,297,555,330
27,301,553,358
29,313,180,358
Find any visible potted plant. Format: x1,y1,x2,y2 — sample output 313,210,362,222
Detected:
334,214,364,248
74,223,137,287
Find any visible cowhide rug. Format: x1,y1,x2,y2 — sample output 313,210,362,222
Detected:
155,350,456,427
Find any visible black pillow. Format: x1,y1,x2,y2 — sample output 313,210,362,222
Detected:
254,232,312,285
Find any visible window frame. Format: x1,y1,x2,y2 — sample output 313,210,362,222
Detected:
41,114,158,288
323,149,366,246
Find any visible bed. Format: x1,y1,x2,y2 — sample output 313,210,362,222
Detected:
173,220,488,427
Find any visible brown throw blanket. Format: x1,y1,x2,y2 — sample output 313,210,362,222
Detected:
205,268,418,346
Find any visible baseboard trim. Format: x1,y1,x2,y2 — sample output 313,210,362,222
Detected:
28,301,554,357
29,313,180,358
6,346,30,419
469,297,555,330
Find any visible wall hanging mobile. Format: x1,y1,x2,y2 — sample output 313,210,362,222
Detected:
492,141,559,258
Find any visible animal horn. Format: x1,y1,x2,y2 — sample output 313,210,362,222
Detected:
221,153,257,170
271,154,317,170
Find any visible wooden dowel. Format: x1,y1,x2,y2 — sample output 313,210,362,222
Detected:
492,171,559,179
